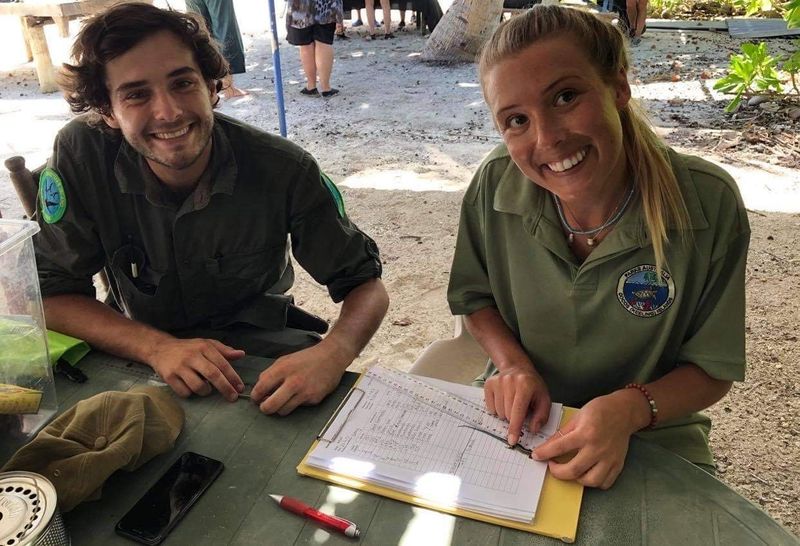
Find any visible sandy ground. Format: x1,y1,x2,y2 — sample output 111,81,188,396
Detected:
0,0,798,537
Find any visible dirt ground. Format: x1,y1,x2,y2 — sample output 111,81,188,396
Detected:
0,2,798,537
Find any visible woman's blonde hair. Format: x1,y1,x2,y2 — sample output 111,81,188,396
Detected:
479,5,689,272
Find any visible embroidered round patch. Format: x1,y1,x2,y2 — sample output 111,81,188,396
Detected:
39,168,67,224
617,265,675,318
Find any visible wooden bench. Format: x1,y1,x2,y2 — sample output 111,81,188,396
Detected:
0,0,151,93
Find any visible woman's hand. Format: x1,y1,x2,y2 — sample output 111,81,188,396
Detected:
485,364,552,445
532,391,644,489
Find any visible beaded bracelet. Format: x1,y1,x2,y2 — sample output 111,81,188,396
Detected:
625,383,658,430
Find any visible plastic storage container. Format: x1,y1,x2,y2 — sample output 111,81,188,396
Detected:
0,219,58,462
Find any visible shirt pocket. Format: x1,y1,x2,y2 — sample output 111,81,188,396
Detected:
108,245,181,330
208,244,289,310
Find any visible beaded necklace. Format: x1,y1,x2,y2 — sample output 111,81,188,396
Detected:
552,183,635,246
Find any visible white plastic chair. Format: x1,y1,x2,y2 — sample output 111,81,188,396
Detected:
408,315,489,384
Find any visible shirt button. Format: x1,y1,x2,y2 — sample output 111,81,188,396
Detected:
94,436,108,450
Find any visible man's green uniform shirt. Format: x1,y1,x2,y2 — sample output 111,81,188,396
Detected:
448,145,750,465
35,113,381,335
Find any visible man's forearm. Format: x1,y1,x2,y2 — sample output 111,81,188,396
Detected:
43,294,173,364
321,278,389,368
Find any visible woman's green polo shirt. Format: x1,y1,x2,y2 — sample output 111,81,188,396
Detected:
448,145,750,466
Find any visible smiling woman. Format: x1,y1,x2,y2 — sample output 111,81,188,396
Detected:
481,36,632,253
445,5,751,491
478,7,689,268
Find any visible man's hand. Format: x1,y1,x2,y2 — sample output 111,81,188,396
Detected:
147,338,245,402
250,342,348,416
485,364,552,445
250,278,388,417
532,392,640,490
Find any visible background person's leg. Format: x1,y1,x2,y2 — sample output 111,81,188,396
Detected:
335,5,349,39
624,0,637,37
204,0,246,74
187,0,246,97
365,1,377,37
315,41,335,93
398,0,407,30
221,74,247,97
299,43,317,91
634,0,648,37
379,0,392,36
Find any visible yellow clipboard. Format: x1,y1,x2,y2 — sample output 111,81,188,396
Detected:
297,376,584,542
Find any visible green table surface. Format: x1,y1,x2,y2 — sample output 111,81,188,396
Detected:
42,353,797,545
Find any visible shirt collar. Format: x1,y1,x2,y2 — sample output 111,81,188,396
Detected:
113,115,238,208
492,159,545,218
667,148,709,232
492,148,709,234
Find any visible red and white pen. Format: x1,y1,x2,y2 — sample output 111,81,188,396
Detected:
269,494,361,538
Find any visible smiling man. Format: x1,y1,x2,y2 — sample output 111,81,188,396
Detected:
34,2,388,414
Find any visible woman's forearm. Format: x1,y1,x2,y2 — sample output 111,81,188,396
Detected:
464,307,536,372
609,363,733,433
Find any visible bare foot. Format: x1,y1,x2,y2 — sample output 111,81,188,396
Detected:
224,85,248,98
222,74,248,99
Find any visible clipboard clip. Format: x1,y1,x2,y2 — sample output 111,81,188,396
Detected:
317,387,365,444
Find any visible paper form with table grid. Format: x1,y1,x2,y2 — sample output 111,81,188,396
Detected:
306,368,563,522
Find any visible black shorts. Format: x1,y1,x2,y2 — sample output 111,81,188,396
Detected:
287,23,336,46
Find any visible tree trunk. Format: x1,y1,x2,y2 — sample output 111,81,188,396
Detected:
421,0,505,63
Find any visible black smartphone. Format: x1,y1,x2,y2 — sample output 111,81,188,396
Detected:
115,452,224,545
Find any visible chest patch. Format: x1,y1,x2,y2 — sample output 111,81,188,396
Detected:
39,168,67,224
617,265,675,318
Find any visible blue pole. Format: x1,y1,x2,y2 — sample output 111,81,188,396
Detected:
267,0,287,137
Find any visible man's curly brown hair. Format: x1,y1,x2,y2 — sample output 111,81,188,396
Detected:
60,2,229,117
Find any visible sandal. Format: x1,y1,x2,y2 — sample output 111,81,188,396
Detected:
398,21,406,30
335,31,350,40
383,32,395,39
368,33,377,40
321,88,339,98
300,87,319,96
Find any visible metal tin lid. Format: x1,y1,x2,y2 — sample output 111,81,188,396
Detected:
0,471,58,546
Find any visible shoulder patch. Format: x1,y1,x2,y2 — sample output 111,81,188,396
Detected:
321,172,345,218
39,168,67,224
617,265,675,318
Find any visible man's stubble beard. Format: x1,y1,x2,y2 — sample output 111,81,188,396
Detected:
134,116,214,171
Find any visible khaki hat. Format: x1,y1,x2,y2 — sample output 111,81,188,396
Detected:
1,386,184,512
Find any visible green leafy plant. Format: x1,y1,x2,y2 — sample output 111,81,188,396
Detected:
732,0,774,16
784,43,800,94
648,0,683,16
714,42,784,111
786,0,800,27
